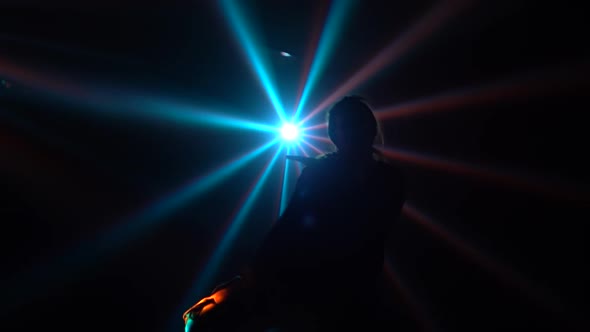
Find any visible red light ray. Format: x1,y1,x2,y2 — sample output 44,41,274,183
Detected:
300,0,474,125
293,1,331,114
0,56,91,100
384,258,435,332
302,122,328,132
303,133,332,145
402,203,570,317
301,139,325,155
376,63,590,121
378,147,588,203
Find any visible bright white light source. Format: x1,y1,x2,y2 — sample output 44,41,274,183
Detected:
280,123,299,141
280,51,292,57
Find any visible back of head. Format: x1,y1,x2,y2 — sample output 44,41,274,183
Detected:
327,96,378,155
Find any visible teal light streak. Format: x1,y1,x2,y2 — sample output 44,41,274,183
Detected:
191,144,284,298
279,145,292,215
294,0,354,121
2,140,278,312
220,0,287,122
136,99,278,133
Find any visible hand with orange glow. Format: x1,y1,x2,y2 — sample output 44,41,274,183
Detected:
182,276,243,324
182,288,229,324
182,274,261,332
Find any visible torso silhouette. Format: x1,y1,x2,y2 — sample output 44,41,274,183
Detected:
253,152,405,307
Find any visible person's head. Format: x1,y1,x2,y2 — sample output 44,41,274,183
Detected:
327,96,379,155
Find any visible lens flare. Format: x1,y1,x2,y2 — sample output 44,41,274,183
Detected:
280,123,299,141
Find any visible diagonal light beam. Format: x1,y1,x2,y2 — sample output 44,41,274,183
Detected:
402,203,567,316
0,56,96,103
302,122,328,132
292,1,330,117
384,257,436,332
296,143,309,157
301,139,325,155
135,98,278,133
303,133,332,144
190,144,284,299
1,56,274,134
293,0,354,121
377,146,588,203
299,0,473,125
375,62,590,121
220,0,287,122
1,139,278,312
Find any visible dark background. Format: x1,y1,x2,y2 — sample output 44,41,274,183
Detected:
1,1,588,331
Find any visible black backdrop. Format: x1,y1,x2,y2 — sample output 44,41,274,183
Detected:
1,1,588,331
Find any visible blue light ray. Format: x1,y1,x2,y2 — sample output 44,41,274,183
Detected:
293,0,354,121
1,55,279,136
190,144,284,299
1,139,278,312
126,139,278,229
279,145,292,215
135,99,278,133
220,0,286,122
273,149,288,221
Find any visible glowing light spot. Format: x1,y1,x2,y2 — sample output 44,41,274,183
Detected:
182,288,229,324
280,123,299,141
280,51,292,57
